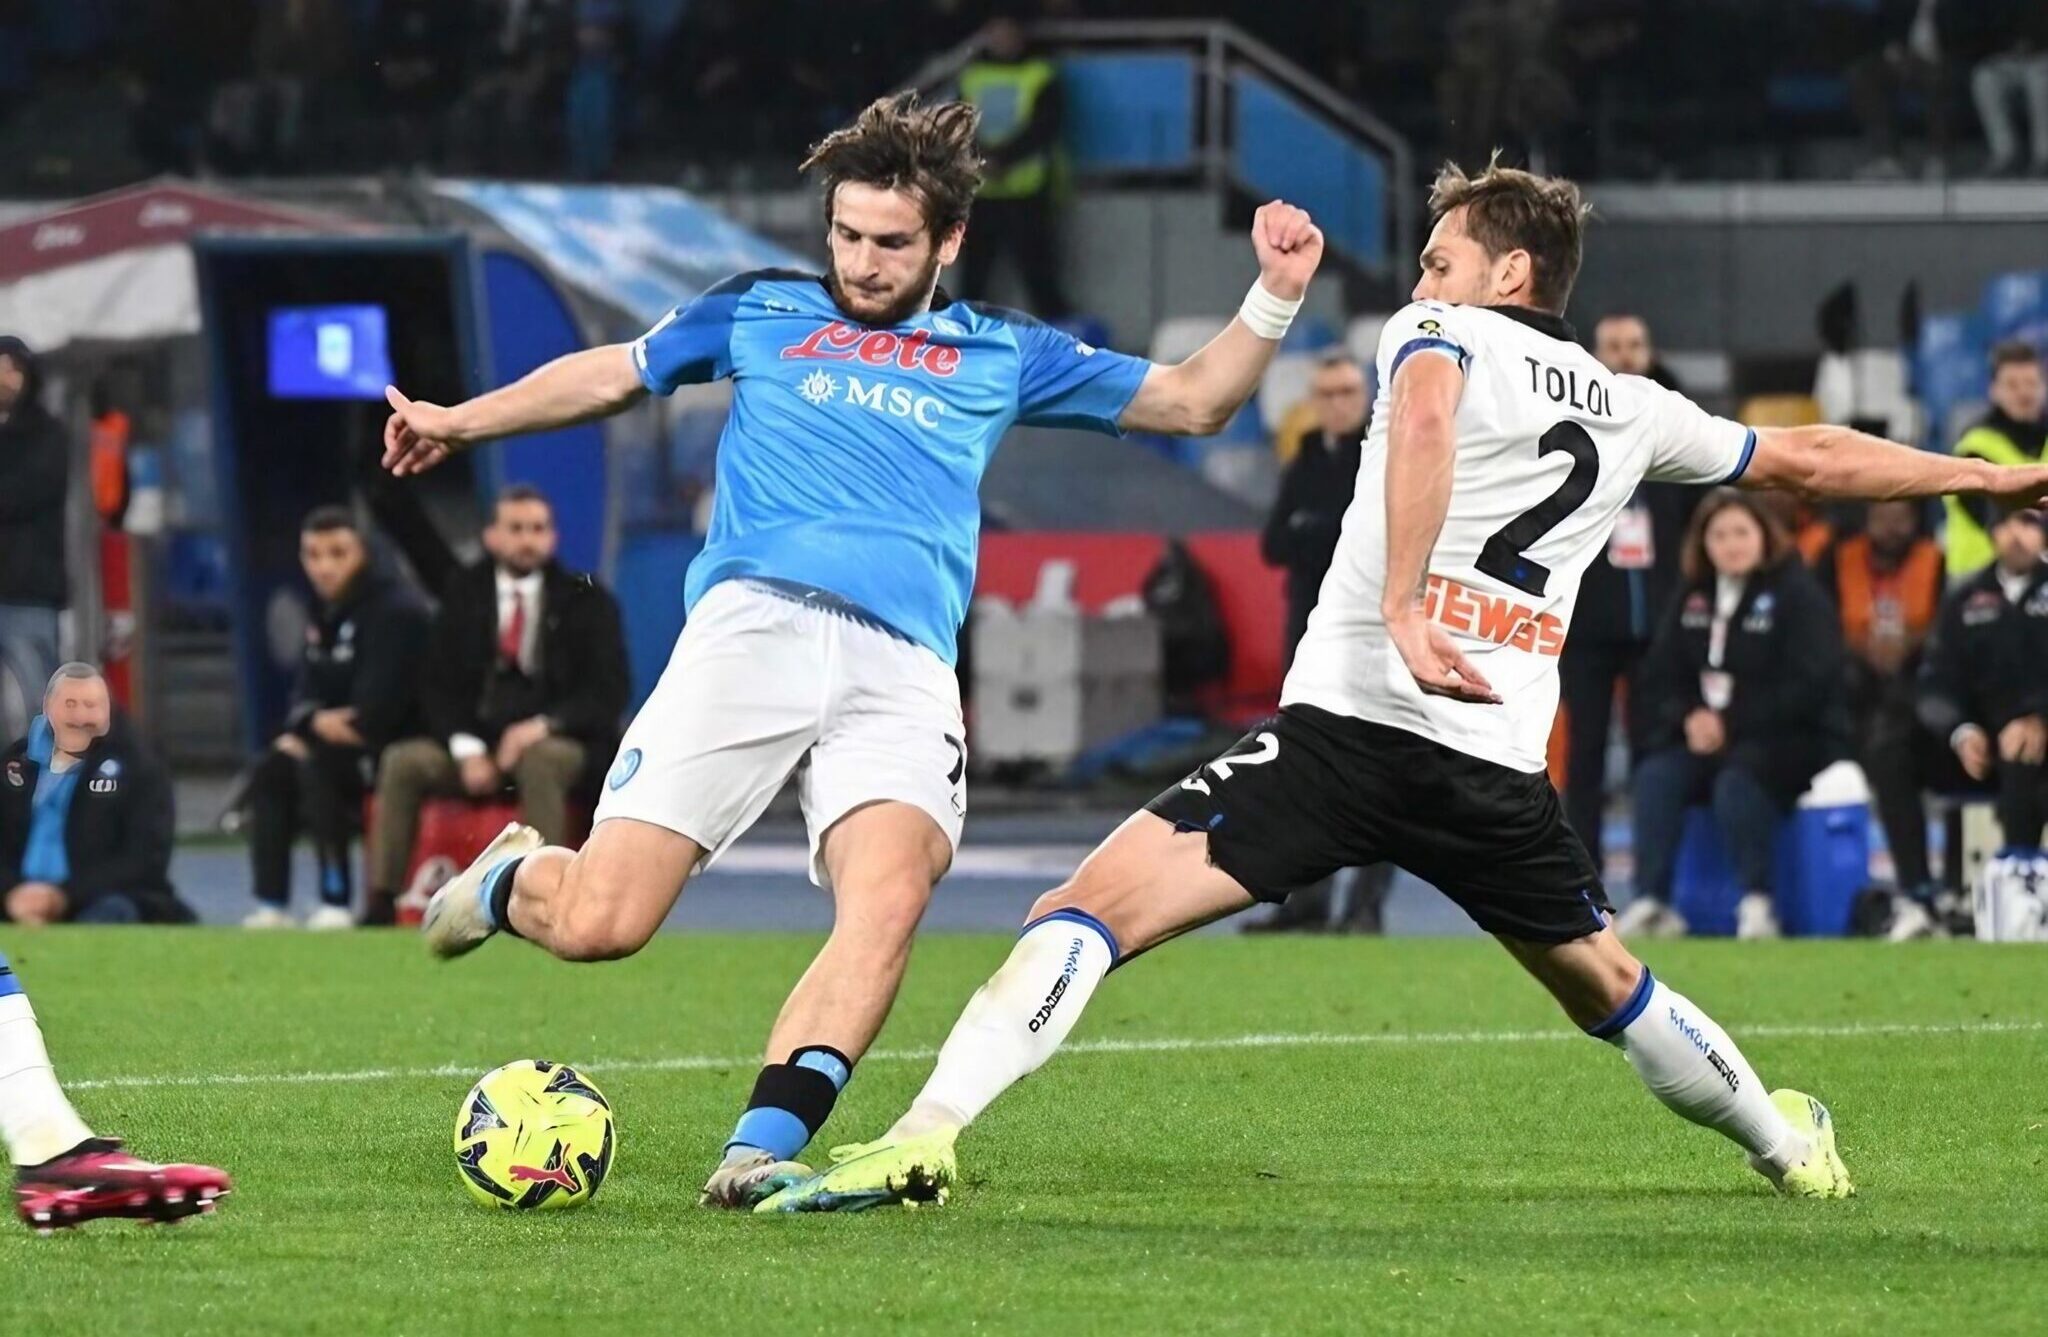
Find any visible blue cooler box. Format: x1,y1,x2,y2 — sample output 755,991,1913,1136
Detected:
1671,802,1870,936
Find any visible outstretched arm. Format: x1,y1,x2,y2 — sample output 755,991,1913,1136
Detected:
1118,201,1324,436
382,344,646,476
1742,423,2048,506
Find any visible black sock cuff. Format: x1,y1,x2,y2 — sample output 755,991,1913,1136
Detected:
744,1055,848,1139
488,856,525,938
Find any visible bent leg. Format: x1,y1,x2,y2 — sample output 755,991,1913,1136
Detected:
1500,929,1802,1167
370,738,462,896
511,736,586,847
507,816,702,961
890,810,1255,1138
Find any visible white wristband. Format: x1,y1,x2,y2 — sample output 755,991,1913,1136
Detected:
1237,280,1302,341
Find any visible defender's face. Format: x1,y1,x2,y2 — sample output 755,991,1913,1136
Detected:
301,528,367,604
44,674,110,756
487,499,557,577
1594,317,1652,376
1990,360,2046,423
826,183,964,327
1412,207,1515,308
1704,506,1766,580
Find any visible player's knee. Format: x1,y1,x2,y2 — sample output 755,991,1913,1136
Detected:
835,873,931,954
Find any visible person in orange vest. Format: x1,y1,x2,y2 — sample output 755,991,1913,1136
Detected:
1819,500,1945,898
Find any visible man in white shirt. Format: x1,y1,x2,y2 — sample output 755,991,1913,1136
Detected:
757,158,2048,1215
368,486,627,924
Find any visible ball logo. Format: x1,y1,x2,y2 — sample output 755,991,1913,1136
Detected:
781,321,962,376
608,747,642,791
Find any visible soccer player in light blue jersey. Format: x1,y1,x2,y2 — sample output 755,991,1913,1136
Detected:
381,94,1326,1207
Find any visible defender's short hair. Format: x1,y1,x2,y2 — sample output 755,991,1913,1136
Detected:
301,505,360,536
1429,155,1591,314
43,661,103,700
800,92,985,238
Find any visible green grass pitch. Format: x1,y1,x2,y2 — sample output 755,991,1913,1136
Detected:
3,930,2043,1335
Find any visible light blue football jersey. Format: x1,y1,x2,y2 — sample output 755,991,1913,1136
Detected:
631,269,1151,664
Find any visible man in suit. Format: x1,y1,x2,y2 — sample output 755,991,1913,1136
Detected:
369,485,627,923
2,663,187,925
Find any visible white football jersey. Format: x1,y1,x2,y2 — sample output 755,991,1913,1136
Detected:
1283,300,1756,773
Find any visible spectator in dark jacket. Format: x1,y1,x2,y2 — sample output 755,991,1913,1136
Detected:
0,336,69,744
1560,314,1702,864
369,486,626,922
1819,500,1946,898
1248,352,1390,934
1620,490,1851,940
1917,507,2048,854
243,507,428,930
1262,352,1367,664
2,663,186,925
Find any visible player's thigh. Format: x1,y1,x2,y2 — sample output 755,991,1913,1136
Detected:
556,815,705,946
595,582,822,864
1032,810,1255,956
1386,735,1611,948
801,630,965,889
1137,710,1360,931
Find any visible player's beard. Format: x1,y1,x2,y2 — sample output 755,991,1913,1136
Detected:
829,252,943,329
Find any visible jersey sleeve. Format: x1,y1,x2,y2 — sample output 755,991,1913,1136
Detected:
628,273,753,395
1375,301,1475,386
1012,320,1151,435
1639,379,1758,486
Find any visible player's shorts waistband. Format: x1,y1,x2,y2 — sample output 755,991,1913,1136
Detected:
737,577,917,645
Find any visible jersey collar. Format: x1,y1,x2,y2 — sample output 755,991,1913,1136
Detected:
1482,304,1577,344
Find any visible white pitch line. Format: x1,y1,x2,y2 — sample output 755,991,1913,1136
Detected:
66,1018,2044,1092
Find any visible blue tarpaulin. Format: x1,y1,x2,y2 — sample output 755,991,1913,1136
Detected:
433,180,805,327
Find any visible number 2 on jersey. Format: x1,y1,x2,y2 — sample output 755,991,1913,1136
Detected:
1180,731,1279,795
1474,421,1600,598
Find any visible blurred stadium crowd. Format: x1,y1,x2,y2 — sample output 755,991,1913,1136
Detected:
5,1,2048,194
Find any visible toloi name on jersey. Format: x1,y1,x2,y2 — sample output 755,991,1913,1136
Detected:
1523,357,1611,417
1424,574,1567,657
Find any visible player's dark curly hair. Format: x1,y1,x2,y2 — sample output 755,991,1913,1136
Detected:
800,93,985,238
1429,153,1591,313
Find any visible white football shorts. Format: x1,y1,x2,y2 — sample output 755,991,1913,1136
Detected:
592,578,966,887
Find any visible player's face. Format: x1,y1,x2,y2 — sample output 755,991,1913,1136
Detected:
44,674,110,756
1993,513,2046,572
487,499,557,577
1412,207,1526,308
1990,360,2045,422
0,354,23,413
300,527,368,604
1310,361,1368,438
1703,506,1766,580
1593,317,1652,376
826,183,965,327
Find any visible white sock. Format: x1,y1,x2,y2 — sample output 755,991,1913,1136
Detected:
1593,969,1804,1172
0,993,95,1166
889,910,1118,1139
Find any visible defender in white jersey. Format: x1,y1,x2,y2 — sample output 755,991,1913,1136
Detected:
759,160,2048,1215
